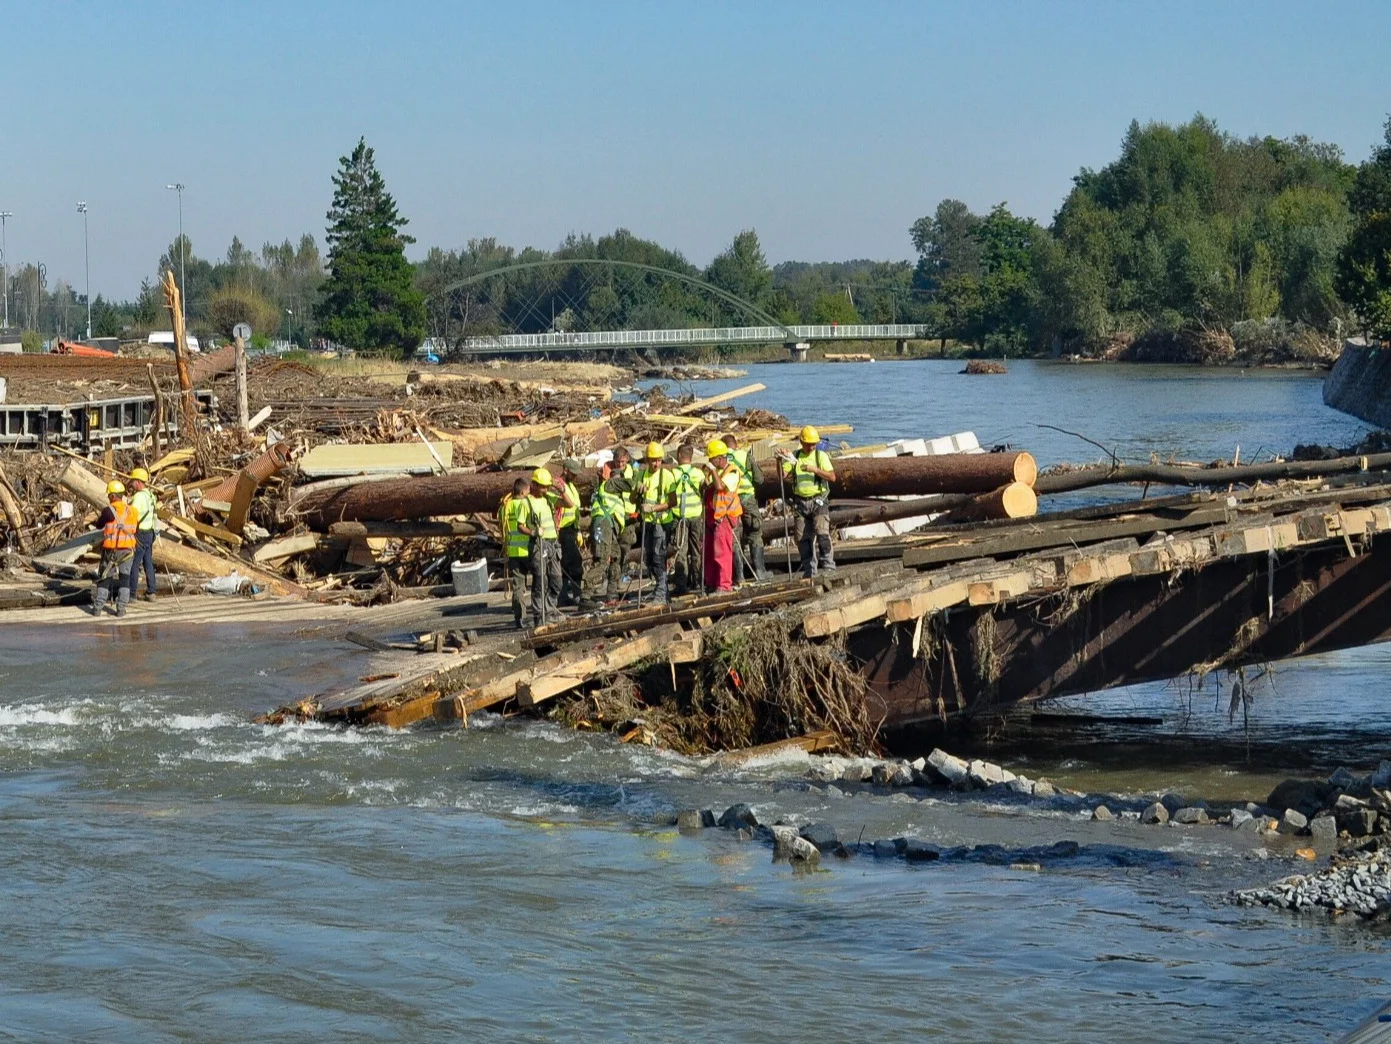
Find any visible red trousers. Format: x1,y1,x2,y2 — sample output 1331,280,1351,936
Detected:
704,515,736,592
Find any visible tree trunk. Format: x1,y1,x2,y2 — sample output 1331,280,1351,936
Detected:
294,452,1038,528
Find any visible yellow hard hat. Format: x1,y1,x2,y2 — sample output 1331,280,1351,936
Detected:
530,467,553,487
129,467,150,483
706,439,729,458
645,441,665,461
799,425,820,444
106,480,126,496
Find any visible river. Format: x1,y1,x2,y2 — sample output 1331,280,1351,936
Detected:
1,361,1386,1042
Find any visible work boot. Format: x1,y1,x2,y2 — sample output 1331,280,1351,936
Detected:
141,593,155,603
751,544,769,582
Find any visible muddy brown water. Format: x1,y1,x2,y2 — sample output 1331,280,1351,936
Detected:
2,361,1387,1042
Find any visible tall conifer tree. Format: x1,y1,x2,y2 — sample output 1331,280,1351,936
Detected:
316,138,426,356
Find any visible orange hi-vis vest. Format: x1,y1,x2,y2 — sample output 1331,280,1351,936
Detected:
711,464,743,523
103,500,139,551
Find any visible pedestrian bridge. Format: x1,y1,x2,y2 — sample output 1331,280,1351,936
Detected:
445,324,930,358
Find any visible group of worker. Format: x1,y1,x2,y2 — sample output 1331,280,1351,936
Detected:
90,468,159,616
496,426,836,629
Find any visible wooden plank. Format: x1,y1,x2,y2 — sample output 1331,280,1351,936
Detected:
225,470,260,536
714,730,841,767
967,570,1034,606
298,441,456,478
803,594,889,638
517,624,686,707
673,382,766,416
253,532,325,563
884,578,970,622
667,632,705,664
163,512,243,547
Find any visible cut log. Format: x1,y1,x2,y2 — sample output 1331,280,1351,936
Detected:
295,451,1038,527
57,458,111,511
0,463,30,552
326,520,483,539
516,624,686,706
162,270,198,441
938,482,1038,524
152,538,305,596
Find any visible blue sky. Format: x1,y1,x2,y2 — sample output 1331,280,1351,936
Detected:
2,0,1389,300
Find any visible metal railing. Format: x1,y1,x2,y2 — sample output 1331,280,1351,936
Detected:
451,324,931,354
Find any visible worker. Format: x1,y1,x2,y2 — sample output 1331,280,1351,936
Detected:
553,459,585,607
499,476,532,628
518,467,562,626
778,425,837,578
126,466,158,602
637,441,675,603
667,443,707,596
611,445,640,575
91,480,138,617
702,439,743,593
584,455,631,607
724,433,767,583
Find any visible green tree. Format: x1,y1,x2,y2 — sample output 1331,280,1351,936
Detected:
1336,214,1391,338
1337,119,1391,339
810,291,861,324
207,285,281,339
705,230,774,320
316,137,426,356
910,199,983,291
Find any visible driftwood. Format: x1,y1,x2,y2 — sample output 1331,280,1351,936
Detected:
1034,452,1391,495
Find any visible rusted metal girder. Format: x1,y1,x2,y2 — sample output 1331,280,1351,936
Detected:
852,538,1391,737
294,451,1037,528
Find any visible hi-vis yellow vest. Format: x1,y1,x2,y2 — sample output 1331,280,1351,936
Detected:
500,495,530,558
785,449,832,499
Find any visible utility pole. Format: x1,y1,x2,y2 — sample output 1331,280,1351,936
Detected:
166,183,186,328
76,202,90,340
0,210,11,330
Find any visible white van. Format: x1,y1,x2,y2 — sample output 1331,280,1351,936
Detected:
146,331,201,353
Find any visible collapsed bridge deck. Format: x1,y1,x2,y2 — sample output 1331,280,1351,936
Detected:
272,481,1391,753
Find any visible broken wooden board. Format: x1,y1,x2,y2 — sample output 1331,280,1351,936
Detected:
253,532,325,563
516,624,686,707
298,441,455,479
714,730,842,767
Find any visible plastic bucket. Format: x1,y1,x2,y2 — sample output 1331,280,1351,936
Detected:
450,558,489,597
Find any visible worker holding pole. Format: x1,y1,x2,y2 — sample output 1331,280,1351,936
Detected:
668,443,707,597
90,481,138,617
778,426,837,578
583,454,631,609
637,442,675,604
520,468,562,627
723,432,767,583
553,459,585,607
126,467,158,602
499,476,532,628
702,439,743,593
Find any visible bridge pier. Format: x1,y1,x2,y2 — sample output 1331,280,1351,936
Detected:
787,341,810,363
896,339,909,356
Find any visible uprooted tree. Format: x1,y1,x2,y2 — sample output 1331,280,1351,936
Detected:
315,137,426,357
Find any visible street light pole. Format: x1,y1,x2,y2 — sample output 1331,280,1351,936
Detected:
0,210,11,330
166,183,186,327
76,202,90,340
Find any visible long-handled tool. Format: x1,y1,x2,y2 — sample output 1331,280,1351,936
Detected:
776,456,794,575
637,516,648,610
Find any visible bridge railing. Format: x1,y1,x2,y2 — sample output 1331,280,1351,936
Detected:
453,324,930,353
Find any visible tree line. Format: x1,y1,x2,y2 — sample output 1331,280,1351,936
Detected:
9,115,1391,358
